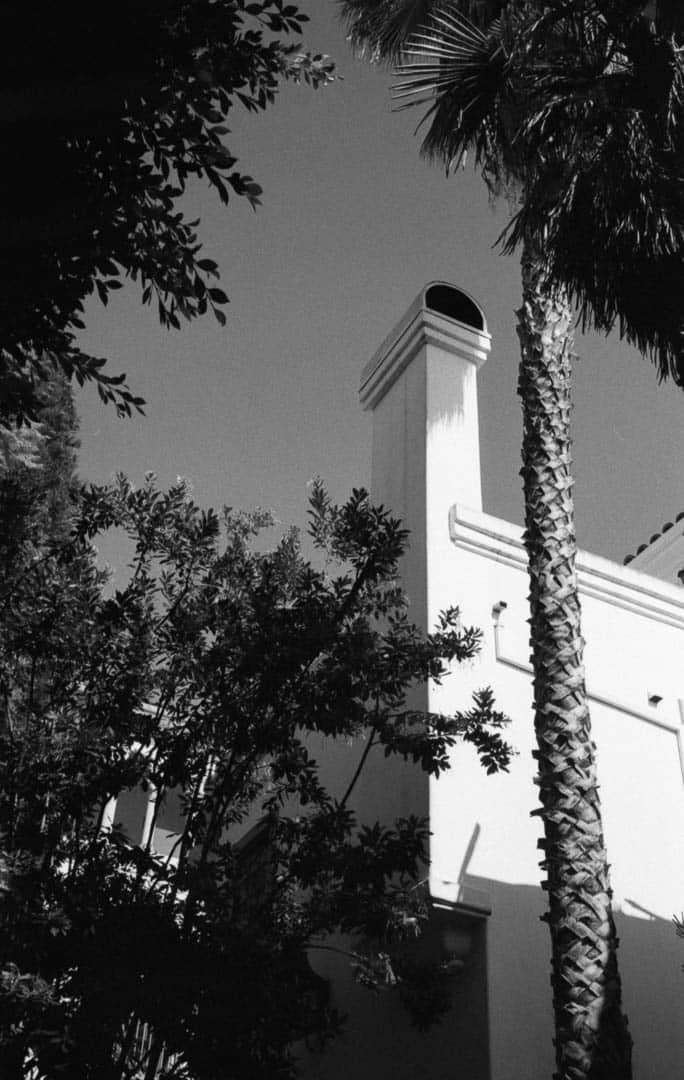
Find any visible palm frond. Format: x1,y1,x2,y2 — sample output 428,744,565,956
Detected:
343,0,684,384
666,41,684,139
506,87,684,384
339,0,449,62
338,0,505,62
392,8,513,180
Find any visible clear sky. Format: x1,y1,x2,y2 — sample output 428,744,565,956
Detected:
76,3,683,574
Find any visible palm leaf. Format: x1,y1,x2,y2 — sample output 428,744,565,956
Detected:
391,1,684,383
506,19,684,384
340,0,450,61
392,8,517,182
338,0,505,62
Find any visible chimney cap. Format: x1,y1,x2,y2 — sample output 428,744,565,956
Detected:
359,282,490,411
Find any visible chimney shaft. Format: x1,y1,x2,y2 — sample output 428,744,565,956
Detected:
359,283,490,627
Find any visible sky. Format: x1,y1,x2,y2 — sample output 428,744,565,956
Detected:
76,3,683,574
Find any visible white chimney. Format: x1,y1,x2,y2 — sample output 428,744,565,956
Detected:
359,282,490,629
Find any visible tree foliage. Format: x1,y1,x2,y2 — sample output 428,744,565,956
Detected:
346,0,684,385
0,0,334,425
0,475,511,1078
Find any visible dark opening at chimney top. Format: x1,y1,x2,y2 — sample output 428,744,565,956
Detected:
425,284,485,332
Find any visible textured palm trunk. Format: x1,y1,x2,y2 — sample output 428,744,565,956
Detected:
516,240,632,1080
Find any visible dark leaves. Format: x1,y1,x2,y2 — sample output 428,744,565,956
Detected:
0,0,335,423
0,471,510,1074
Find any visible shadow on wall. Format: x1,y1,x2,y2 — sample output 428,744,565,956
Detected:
298,906,490,1080
616,897,684,1080
477,875,684,1080
298,876,683,1080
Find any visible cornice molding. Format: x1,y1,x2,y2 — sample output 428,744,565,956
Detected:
449,505,684,631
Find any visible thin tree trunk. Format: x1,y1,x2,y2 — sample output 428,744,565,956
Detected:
516,239,632,1080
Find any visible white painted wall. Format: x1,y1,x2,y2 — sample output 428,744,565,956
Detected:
329,284,684,1080
432,507,684,1080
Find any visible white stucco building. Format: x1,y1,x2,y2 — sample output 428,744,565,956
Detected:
302,284,684,1080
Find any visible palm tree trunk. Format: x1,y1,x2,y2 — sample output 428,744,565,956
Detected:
516,238,632,1080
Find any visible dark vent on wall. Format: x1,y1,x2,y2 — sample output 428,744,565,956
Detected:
425,284,485,331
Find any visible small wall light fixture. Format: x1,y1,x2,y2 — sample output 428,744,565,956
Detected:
440,923,473,975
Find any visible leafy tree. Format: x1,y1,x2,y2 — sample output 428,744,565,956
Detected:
0,1,334,425
0,375,81,537
0,475,511,1078
339,1,684,1076
0,375,84,728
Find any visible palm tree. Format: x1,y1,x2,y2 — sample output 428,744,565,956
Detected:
339,2,684,1077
